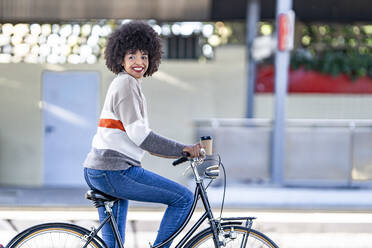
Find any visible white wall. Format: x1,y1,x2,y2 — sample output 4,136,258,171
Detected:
0,63,111,186
0,46,246,186
0,63,43,186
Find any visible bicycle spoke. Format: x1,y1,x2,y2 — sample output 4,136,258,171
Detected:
14,229,98,248
62,231,68,248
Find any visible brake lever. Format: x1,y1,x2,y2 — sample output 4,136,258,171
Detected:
194,148,206,166
181,148,206,176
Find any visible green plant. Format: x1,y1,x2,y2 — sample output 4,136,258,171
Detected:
291,23,372,80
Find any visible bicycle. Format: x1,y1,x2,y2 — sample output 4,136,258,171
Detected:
6,149,279,248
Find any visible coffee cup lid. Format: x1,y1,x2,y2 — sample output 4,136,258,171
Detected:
200,136,212,140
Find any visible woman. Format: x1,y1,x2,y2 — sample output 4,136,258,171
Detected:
83,20,203,248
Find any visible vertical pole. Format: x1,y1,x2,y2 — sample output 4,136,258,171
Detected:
246,0,260,118
271,0,293,184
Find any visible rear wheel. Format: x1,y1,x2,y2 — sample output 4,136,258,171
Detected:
6,222,106,248
184,225,278,248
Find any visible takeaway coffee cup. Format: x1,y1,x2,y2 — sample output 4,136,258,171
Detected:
200,136,213,155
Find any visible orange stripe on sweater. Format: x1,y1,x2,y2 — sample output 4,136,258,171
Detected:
98,119,126,132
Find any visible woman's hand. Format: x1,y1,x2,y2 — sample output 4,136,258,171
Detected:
183,143,205,158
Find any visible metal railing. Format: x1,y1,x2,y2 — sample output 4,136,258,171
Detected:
195,118,372,187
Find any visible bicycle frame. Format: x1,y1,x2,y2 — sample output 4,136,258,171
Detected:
83,157,223,248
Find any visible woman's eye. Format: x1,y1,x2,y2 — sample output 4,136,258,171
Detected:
142,56,148,60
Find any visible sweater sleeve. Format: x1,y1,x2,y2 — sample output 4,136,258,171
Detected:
139,131,187,158
114,81,151,146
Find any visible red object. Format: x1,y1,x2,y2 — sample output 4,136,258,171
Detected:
98,118,126,132
278,14,289,51
256,65,372,94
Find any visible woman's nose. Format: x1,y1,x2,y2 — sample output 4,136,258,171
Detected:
135,57,144,64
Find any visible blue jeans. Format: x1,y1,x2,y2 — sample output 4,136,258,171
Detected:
84,166,194,248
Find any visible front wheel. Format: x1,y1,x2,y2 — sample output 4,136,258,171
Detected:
184,225,278,248
6,222,107,248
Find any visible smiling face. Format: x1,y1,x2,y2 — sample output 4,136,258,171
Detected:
122,49,149,79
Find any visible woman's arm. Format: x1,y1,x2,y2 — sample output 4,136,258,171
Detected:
139,131,186,158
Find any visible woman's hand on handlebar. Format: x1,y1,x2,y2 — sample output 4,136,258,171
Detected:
173,143,205,166
183,143,205,158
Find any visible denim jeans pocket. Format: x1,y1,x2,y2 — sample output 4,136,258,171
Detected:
123,166,144,181
87,170,116,194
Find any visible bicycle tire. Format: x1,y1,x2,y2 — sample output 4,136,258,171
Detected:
184,225,278,248
6,222,107,248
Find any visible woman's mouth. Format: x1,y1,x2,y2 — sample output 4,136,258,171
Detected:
132,67,144,72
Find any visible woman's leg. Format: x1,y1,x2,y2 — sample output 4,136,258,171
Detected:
84,168,129,248
114,166,194,248
97,199,128,248
85,166,194,248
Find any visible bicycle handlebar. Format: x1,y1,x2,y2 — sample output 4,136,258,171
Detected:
172,152,190,166
172,148,207,167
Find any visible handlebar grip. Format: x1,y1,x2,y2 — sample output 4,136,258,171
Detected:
172,152,190,166
172,157,187,166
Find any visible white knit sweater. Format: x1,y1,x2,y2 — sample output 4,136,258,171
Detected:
84,72,186,170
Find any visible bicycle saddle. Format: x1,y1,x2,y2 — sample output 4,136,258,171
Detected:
85,190,118,208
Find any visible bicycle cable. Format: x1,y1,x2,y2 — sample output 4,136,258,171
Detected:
200,154,226,219
201,158,219,190
217,154,226,219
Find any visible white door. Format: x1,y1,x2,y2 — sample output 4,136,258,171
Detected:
42,71,99,186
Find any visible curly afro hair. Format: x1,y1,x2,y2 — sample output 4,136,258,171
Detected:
104,21,162,76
